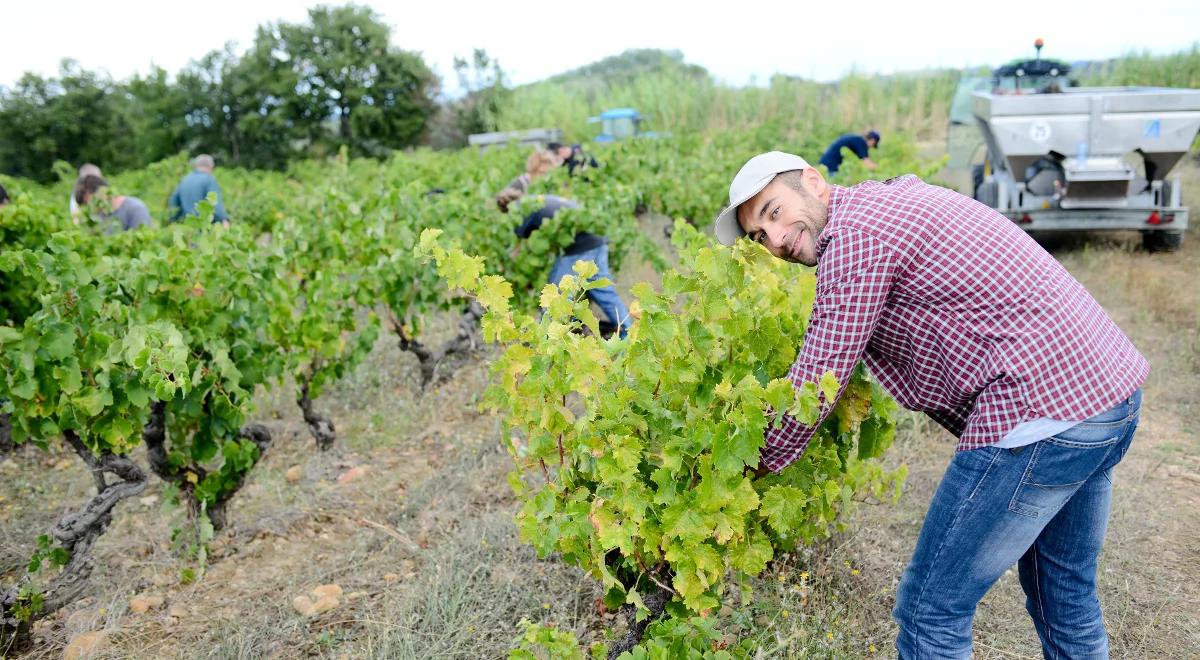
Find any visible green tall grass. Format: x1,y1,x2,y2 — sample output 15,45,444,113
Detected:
1082,44,1200,88
498,69,963,143
498,46,1200,145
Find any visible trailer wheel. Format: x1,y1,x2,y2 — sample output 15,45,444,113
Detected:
1142,231,1183,253
975,180,999,208
972,164,985,197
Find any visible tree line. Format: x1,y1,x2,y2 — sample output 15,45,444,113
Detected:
0,4,510,182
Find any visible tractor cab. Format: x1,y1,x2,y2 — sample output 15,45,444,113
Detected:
947,39,1075,169
990,39,1073,95
590,108,647,142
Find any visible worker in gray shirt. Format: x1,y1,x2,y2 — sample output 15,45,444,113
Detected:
74,175,152,234
169,154,230,224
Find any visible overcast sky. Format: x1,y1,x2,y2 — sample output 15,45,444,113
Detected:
3,0,1198,95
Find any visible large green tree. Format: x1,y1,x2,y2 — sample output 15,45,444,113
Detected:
181,42,300,170
0,61,140,183
269,4,438,157
0,6,440,177
125,66,191,165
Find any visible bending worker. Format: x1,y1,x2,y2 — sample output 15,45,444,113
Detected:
818,130,880,175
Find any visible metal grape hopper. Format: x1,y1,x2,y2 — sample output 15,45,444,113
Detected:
963,40,1200,251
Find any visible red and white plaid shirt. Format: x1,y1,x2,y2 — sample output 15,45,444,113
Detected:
762,175,1148,472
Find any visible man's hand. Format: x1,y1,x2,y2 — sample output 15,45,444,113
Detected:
862,158,879,171
496,187,521,213
745,461,772,479
509,242,523,259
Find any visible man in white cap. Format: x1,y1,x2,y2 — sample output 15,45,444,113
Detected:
714,152,1147,658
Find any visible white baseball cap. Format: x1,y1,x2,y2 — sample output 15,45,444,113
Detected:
713,151,810,246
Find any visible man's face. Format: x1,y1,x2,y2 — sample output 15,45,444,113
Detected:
867,137,878,149
84,188,112,212
736,175,829,266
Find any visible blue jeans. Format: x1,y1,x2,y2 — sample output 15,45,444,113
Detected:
894,390,1142,660
548,245,631,339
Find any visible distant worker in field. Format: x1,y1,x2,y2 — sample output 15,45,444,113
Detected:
70,163,102,223
818,130,880,175
546,142,599,177
714,151,1146,658
496,150,558,213
514,195,631,339
74,175,153,233
169,154,230,225
0,183,9,207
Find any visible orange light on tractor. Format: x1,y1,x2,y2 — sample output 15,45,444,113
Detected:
1146,211,1162,225
1019,214,1034,224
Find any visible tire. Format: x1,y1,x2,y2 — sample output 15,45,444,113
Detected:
975,180,999,209
1142,231,1183,253
971,164,985,198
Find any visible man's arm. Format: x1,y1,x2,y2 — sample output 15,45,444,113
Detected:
760,232,898,472
209,180,229,222
497,174,530,212
168,186,183,221
851,139,877,170
514,208,547,239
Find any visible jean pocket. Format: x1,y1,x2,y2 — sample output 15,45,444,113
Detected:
1007,428,1127,518
1041,415,1133,449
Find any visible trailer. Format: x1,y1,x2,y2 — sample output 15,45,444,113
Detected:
467,128,562,154
972,86,1200,250
952,42,1200,251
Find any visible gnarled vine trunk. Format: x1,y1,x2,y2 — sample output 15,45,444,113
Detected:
393,301,484,387
297,372,336,451
607,582,672,659
1,431,147,653
0,413,13,454
142,401,272,531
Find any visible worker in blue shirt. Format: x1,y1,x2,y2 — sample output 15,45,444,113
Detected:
818,130,881,175
169,154,230,224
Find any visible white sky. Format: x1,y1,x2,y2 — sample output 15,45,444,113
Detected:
3,0,1198,95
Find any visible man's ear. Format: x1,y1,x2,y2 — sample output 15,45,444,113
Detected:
802,167,827,199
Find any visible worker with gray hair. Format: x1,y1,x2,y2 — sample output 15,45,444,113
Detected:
168,154,230,224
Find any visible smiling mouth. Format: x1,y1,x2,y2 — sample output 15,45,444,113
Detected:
788,228,804,258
